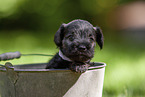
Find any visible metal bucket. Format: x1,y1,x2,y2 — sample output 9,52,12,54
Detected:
0,62,106,97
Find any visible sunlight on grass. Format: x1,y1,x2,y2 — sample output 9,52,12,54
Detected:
91,44,145,96
101,48,145,96
0,30,58,65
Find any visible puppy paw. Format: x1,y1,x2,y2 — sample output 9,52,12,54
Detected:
69,63,89,73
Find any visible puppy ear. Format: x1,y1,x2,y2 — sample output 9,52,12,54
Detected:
94,27,104,49
54,23,66,47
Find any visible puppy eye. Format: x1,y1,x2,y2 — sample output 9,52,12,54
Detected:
69,36,74,41
66,35,74,41
89,34,93,37
90,37,94,41
89,34,94,41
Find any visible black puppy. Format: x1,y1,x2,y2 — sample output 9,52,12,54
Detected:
46,19,103,73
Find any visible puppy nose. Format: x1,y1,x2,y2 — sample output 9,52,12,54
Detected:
78,45,87,51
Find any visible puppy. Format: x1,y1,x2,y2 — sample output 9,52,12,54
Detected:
46,19,104,73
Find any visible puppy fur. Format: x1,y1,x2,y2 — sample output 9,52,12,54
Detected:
46,19,104,73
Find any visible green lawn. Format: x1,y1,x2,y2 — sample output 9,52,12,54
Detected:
1,30,145,97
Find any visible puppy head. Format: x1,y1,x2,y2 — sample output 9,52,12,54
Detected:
54,19,104,62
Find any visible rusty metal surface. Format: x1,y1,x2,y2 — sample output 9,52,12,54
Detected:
0,62,106,97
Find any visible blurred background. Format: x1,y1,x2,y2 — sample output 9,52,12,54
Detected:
0,0,145,96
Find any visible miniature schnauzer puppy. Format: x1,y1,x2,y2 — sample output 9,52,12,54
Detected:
46,19,104,73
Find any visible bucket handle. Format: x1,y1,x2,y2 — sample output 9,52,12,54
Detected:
5,62,18,84
0,51,53,61
0,51,21,61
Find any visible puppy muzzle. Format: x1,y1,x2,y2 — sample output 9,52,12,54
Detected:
59,50,90,63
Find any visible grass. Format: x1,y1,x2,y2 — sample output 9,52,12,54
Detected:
1,30,145,97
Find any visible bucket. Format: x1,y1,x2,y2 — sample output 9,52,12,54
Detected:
0,62,106,97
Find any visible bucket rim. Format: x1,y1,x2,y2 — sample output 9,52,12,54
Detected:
0,62,106,72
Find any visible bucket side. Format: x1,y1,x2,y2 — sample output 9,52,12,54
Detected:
63,67,105,97
0,62,106,97
0,71,16,97
15,71,81,97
